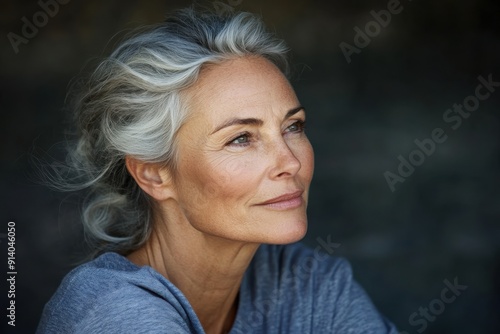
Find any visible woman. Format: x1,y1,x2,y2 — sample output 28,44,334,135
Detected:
37,7,399,334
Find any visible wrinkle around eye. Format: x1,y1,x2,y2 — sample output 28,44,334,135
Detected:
205,153,248,178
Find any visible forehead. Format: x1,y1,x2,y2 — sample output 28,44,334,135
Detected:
183,56,298,123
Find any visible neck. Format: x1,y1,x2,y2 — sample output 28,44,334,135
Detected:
127,204,259,334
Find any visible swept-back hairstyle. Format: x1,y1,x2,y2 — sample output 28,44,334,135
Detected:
51,7,289,257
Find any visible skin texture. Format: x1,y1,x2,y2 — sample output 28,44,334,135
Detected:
126,56,314,334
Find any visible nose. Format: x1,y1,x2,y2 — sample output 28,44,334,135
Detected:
268,139,301,179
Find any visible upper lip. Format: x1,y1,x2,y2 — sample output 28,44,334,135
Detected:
257,190,303,205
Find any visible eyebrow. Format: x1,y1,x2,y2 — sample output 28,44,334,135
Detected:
210,106,305,135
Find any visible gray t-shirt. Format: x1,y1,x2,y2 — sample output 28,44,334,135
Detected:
37,242,399,333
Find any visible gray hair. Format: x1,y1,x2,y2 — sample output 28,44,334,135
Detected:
50,7,289,257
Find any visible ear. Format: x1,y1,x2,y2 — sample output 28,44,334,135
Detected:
125,156,176,201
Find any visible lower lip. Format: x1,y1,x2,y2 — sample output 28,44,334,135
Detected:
259,196,303,210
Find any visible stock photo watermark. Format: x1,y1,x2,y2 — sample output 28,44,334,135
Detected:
7,0,70,54
5,222,17,327
384,73,499,192
340,0,416,64
399,277,467,334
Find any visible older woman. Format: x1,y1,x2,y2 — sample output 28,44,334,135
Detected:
37,7,398,334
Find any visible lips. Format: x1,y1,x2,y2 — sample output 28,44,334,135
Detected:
257,190,304,205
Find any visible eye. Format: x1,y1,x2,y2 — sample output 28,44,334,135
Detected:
227,132,251,146
285,120,306,133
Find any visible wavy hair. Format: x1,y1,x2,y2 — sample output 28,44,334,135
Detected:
48,7,289,257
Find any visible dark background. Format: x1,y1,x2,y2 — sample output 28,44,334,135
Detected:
1,0,499,333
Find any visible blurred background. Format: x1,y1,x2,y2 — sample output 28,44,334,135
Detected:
1,0,499,333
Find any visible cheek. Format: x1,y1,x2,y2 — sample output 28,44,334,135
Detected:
212,155,262,200
188,154,260,205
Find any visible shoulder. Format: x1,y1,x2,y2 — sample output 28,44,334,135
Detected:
235,243,398,333
250,242,356,298
37,253,200,334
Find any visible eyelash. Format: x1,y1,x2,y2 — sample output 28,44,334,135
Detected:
226,120,306,147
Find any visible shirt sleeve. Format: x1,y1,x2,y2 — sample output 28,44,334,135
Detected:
234,243,400,333
36,254,208,334
314,256,400,333
75,287,195,334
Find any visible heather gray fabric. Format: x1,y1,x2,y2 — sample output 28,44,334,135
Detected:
37,242,399,333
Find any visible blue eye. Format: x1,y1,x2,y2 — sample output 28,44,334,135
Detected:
227,133,251,146
286,120,306,133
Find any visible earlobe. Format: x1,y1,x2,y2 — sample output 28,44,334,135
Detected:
125,156,175,201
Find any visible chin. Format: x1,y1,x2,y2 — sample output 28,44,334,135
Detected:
263,218,308,245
